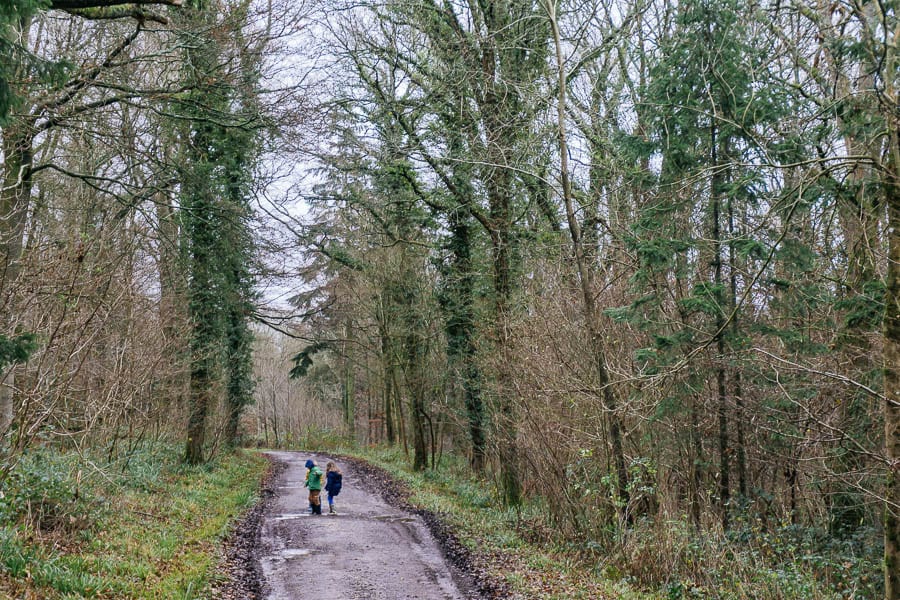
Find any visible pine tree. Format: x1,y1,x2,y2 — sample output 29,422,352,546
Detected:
634,0,788,530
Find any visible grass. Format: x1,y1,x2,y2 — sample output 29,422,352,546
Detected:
350,446,662,600
0,443,269,599
346,445,880,600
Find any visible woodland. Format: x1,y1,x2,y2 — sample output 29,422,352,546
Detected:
0,0,899,598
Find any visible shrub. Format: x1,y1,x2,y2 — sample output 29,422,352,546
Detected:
0,451,96,533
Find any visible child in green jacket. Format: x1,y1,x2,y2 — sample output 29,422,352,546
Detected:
304,458,324,515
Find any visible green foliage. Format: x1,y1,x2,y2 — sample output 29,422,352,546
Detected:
678,283,726,317
355,446,876,598
0,0,50,20
0,0,73,123
0,450,96,532
0,528,108,596
0,332,37,370
631,237,691,271
836,280,885,331
289,341,331,379
732,238,769,261
775,238,818,274
0,444,267,598
176,0,264,458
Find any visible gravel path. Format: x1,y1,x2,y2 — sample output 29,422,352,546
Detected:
258,451,483,600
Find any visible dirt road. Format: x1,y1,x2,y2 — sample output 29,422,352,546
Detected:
258,451,482,600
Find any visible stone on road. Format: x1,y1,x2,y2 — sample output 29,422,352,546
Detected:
260,451,479,600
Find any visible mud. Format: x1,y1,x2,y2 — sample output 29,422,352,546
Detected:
209,456,284,600
253,451,487,600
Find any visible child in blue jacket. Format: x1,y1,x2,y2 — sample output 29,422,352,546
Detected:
324,461,343,514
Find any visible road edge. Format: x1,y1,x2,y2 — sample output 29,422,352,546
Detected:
210,452,286,599
336,454,512,600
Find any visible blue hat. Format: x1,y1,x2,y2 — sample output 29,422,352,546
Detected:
305,459,315,469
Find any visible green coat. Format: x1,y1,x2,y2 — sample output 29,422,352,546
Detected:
306,466,324,491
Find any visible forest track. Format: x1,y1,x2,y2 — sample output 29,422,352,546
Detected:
254,451,484,600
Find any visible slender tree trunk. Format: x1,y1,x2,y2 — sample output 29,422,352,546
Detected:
690,394,703,530
392,367,408,456
224,305,248,448
729,198,747,502
548,1,629,516
0,116,34,434
473,15,522,504
270,386,280,447
378,302,396,445
490,214,521,505
883,134,900,600
343,318,355,438
400,253,428,470
385,364,395,445
402,290,429,471
410,367,428,471
711,125,730,531
155,192,185,410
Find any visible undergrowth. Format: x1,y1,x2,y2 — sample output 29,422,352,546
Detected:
0,442,268,599
352,445,882,600
352,446,653,599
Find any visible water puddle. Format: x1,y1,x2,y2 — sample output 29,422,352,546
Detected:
273,513,309,521
371,514,415,524
281,548,313,558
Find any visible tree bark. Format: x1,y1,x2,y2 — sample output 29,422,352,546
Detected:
445,210,486,472
729,197,747,502
711,122,731,531
50,0,182,8
548,0,629,517
883,135,900,600
0,125,34,435
343,318,355,438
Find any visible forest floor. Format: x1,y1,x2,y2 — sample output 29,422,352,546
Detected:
216,451,500,600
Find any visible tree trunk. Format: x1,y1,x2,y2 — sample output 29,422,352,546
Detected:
730,198,747,502
185,358,212,464
224,304,250,448
378,302,396,446
155,192,186,412
410,368,428,471
444,210,486,472
711,125,730,531
490,214,521,505
270,386,280,447
393,367,408,456
549,3,629,517
343,318,355,438
0,116,35,434
385,363,395,445
690,394,703,530
883,136,900,600
0,14,33,338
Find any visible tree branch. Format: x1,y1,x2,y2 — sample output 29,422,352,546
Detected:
50,0,182,8
65,7,170,24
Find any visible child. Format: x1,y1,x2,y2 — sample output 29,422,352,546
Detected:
324,461,343,515
304,458,324,515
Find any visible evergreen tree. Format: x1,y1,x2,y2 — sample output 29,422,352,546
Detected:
631,0,789,529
